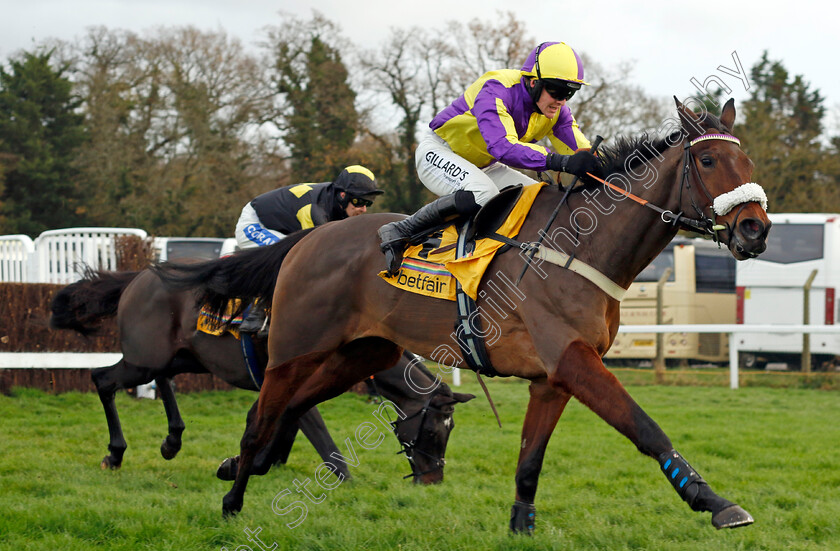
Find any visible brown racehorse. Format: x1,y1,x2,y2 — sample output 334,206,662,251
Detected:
50,234,473,482
155,99,771,532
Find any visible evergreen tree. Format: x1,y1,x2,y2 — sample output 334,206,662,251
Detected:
273,32,359,183
0,50,87,236
735,52,834,212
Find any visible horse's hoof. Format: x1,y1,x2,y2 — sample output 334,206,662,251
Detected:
216,457,238,481
100,456,121,470
222,494,242,518
509,500,536,534
712,505,754,529
160,437,181,460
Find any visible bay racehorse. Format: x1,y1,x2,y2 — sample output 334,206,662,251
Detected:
50,234,473,482
154,99,771,532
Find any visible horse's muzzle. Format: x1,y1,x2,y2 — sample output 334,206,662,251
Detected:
731,217,771,259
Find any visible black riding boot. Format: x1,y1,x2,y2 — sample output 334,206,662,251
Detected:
239,302,267,335
378,193,471,276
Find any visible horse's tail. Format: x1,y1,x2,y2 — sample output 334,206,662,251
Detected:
149,227,317,320
49,268,141,336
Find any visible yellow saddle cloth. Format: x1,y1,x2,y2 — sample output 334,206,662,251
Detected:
197,299,245,338
379,182,546,301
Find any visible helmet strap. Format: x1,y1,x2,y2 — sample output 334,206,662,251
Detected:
528,78,545,115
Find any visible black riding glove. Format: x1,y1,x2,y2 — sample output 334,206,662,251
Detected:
545,151,605,183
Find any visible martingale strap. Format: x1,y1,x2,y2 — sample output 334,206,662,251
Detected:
239,304,263,389
489,232,627,302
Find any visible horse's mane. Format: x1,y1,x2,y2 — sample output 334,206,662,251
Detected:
594,110,728,184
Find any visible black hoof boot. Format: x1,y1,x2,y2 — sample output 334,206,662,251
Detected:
509,500,536,534
659,449,754,529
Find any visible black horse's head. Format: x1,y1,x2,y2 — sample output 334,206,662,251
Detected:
390,389,475,484
367,356,475,484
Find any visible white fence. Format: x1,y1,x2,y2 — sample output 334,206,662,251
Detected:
618,324,840,389
4,325,839,391
0,227,148,284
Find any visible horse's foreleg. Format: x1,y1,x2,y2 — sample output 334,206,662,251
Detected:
91,360,153,469
510,378,571,534
288,407,350,479
91,365,127,469
550,340,753,530
156,377,185,460
217,404,346,481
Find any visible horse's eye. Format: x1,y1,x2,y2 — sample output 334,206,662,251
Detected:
701,156,714,168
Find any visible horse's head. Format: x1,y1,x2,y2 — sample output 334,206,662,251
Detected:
675,98,771,260
392,390,475,484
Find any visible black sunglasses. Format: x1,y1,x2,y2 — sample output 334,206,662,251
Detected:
350,196,373,207
544,84,576,102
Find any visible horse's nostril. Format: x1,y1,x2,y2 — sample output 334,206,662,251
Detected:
739,218,764,239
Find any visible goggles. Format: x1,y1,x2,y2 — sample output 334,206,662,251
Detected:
544,82,577,102
350,196,374,207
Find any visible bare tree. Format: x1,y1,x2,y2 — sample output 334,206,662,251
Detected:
68,26,274,236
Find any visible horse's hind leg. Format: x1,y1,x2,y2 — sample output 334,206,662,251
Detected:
223,349,333,517
91,360,154,469
156,377,185,460
222,339,401,517
550,340,753,530
216,404,349,482
510,378,572,533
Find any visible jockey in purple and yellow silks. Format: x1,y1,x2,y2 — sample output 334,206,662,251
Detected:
378,42,606,276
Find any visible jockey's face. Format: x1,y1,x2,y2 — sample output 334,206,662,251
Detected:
345,202,367,216
338,191,370,217
531,79,566,119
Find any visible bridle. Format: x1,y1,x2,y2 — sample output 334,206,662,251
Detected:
513,131,768,289
390,396,452,480
671,133,742,244
590,132,766,248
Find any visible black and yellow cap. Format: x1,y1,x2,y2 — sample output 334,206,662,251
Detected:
334,165,383,198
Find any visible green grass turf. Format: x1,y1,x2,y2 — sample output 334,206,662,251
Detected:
1,377,838,550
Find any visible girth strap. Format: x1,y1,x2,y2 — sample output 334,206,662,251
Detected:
453,219,503,377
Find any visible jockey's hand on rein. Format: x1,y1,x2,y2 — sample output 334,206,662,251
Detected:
546,150,605,184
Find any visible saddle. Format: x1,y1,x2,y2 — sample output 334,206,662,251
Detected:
380,182,547,377
197,302,264,388
379,183,544,301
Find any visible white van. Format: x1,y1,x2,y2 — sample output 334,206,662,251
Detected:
735,212,840,368
606,236,736,364
153,237,237,262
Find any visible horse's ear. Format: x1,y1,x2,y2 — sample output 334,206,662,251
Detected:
719,98,736,131
674,96,704,139
452,392,476,403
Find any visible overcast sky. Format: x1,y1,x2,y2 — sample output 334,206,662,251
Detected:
2,0,837,130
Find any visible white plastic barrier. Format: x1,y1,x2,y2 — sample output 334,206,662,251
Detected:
6,325,839,392
0,235,35,282
0,352,122,368
34,227,148,284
